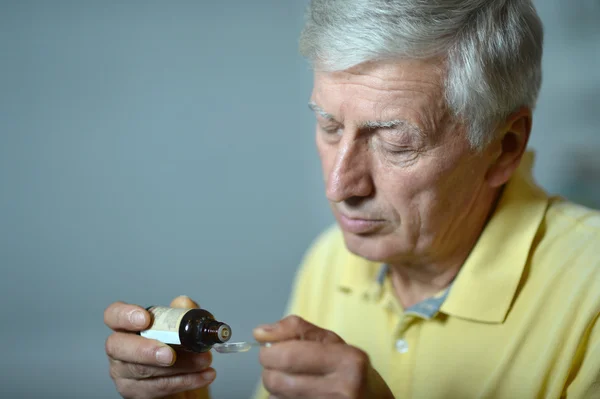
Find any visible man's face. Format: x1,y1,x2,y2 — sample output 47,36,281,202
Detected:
311,59,496,265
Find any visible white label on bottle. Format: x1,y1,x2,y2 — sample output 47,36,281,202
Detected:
140,306,187,345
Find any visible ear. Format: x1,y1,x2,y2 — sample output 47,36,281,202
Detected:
485,107,532,188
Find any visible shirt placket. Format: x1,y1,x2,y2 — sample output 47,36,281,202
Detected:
389,312,421,398
373,264,449,398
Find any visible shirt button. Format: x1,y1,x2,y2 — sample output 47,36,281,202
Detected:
395,339,409,353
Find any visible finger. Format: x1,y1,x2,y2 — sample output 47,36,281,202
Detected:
262,369,334,399
104,301,150,331
106,332,177,367
170,295,200,309
111,349,213,380
118,368,216,398
259,340,366,375
253,315,344,344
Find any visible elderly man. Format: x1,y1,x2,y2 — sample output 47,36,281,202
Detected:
104,0,600,398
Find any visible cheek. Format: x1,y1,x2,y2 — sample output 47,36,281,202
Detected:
378,167,432,203
375,171,429,225
375,161,453,224
419,160,485,225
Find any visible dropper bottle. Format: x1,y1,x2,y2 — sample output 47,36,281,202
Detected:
140,306,231,353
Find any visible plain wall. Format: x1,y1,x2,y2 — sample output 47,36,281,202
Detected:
1,1,598,398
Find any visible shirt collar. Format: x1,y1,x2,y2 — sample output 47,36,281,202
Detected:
440,151,549,323
336,151,549,324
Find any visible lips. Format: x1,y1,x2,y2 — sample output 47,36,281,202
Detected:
337,212,385,234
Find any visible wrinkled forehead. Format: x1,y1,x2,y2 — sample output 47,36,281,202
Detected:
311,59,447,133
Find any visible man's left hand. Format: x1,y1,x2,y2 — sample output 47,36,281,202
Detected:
253,315,395,399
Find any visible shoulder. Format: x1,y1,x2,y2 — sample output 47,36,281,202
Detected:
533,197,600,306
543,201,600,395
541,198,600,267
546,197,600,233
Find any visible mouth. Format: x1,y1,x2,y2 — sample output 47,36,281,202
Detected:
337,212,386,235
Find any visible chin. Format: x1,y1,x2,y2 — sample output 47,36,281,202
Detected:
340,229,395,263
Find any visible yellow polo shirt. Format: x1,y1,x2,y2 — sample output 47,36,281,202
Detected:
253,153,600,398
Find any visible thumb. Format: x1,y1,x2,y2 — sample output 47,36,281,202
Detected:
253,315,344,344
170,295,200,309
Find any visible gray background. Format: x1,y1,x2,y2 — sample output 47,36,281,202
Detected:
0,1,598,398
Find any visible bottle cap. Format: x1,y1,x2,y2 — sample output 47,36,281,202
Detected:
217,324,231,342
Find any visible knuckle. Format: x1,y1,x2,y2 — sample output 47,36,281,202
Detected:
258,346,269,367
278,347,296,370
307,328,342,343
325,330,344,343
285,315,303,330
108,360,120,381
127,362,156,379
116,379,142,399
334,348,370,398
262,370,283,394
112,374,131,397
115,382,131,398
348,347,369,372
154,376,176,393
105,335,118,359
154,374,195,395
178,374,199,391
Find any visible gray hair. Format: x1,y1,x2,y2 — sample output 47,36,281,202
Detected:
299,0,544,149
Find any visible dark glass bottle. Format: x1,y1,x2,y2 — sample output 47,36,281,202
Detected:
140,306,231,353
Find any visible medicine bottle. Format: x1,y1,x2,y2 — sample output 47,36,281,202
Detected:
140,306,231,353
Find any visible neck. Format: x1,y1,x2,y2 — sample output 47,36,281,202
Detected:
389,186,503,309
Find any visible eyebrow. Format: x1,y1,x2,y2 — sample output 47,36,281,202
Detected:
308,101,423,135
308,102,335,120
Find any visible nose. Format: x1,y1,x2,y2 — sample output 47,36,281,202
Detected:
325,137,374,203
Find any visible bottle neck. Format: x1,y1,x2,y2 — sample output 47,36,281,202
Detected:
198,320,231,344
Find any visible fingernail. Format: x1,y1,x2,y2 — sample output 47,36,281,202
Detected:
201,369,216,381
129,310,147,327
156,347,174,365
255,323,277,333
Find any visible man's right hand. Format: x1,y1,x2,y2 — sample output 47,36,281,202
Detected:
104,296,215,399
